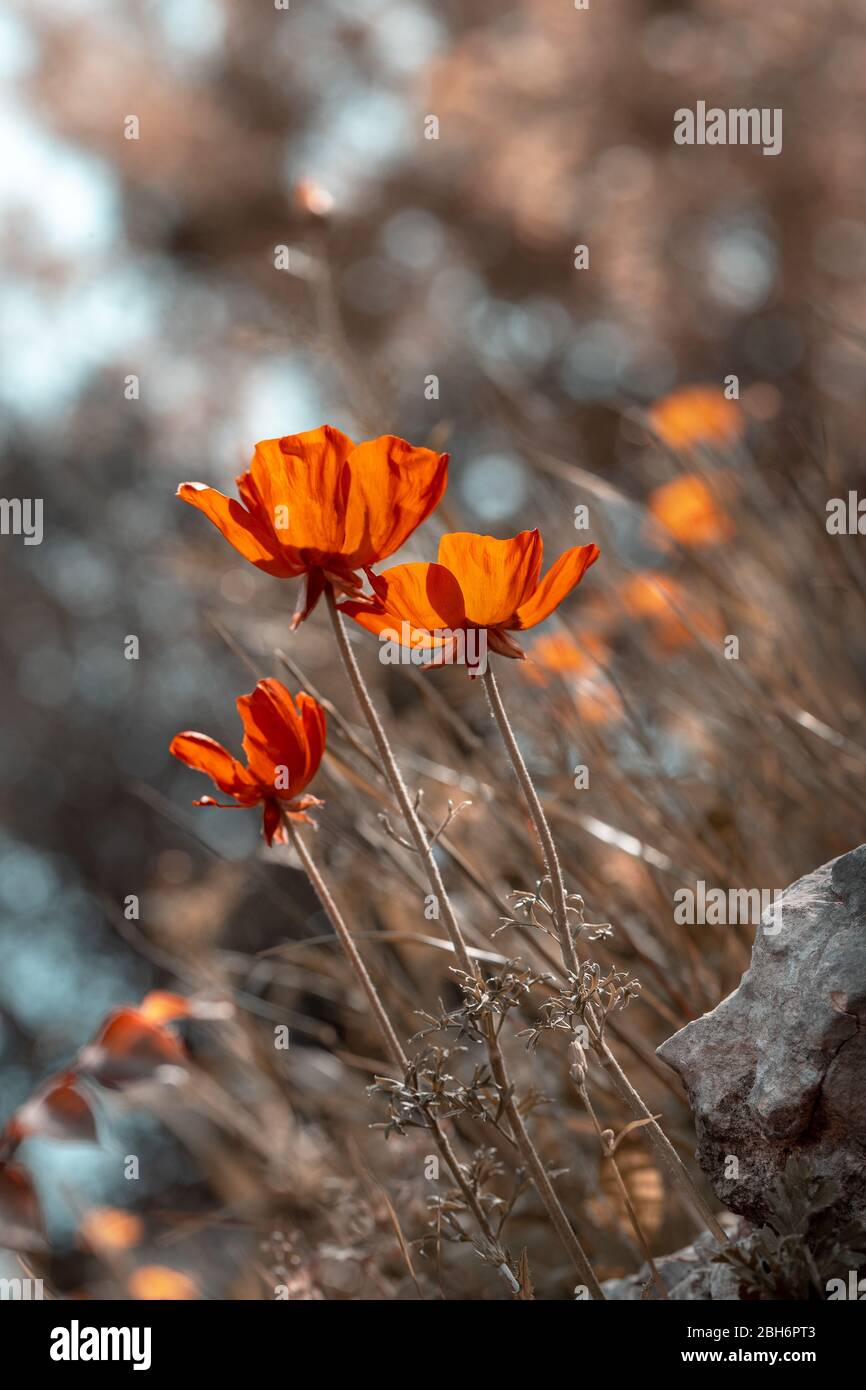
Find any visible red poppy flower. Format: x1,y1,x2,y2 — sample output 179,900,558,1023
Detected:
339,530,600,663
177,426,448,626
170,679,325,845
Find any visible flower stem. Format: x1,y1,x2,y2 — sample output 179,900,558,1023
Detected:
481,666,578,973
326,587,475,974
481,662,727,1247
325,587,605,1297
284,813,406,1067
283,813,499,1249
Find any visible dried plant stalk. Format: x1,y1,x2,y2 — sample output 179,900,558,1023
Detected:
481,663,727,1246
283,812,502,1258
325,585,606,1298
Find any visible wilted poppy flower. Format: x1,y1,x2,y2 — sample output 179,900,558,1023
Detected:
170,679,325,845
648,474,733,548
648,386,743,452
177,426,448,626
339,530,600,664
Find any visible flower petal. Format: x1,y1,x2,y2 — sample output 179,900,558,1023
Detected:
290,568,327,630
487,627,527,659
512,543,600,630
342,437,448,568
437,531,543,627
339,561,465,645
169,732,259,803
176,483,297,577
237,680,325,800
262,799,283,846
249,426,355,562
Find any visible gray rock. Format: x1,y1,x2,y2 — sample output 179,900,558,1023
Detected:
657,844,866,1226
602,1228,746,1300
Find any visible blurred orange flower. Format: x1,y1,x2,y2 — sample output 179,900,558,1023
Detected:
170,679,325,845
648,386,743,452
81,1207,143,1252
526,632,622,723
129,1266,198,1301
647,474,733,548
619,571,720,649
178,426,448,625
525,631,606,683
339,531,599,663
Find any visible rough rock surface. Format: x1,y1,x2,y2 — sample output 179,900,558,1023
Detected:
602,1229,746,1301
657,844,866,1227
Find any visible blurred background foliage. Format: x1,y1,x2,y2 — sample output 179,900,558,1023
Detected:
0,0,864,1298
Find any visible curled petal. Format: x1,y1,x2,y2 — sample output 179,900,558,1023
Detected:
237,680,326,800
169,733,260,804
487,627,527,659
438,531,543,627
176,483,297,577
513,543,600,629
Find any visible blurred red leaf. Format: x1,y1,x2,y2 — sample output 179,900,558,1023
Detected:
6,1071,98,1147
79,1008,187,1089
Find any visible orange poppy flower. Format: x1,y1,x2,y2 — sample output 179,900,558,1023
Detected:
339,530,600,663
648,386,743,452
620,571,720,649
648,473,733,548
524,631,607,684
170,679,325,845
177,426,448,626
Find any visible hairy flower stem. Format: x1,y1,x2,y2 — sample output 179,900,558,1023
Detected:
283,813,498,1248
326,586,474,974
481,663,727,1247
481,667,578,973
326,588,605,1298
